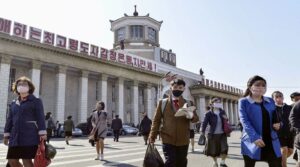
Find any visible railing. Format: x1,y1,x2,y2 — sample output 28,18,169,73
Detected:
198,78,243,95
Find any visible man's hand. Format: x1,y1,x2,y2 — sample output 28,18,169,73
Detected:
273,123,280,131
185,111,194,119
3,137,9,146
149,137,155,144
254,139,265,147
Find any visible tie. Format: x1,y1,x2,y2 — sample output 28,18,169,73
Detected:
173,100,179,110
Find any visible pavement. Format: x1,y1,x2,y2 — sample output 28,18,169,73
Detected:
0,131,297,167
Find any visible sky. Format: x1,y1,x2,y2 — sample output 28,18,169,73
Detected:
0,0,299,104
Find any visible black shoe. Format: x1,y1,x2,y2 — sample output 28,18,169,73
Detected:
66,141,69,145
220,163,228,167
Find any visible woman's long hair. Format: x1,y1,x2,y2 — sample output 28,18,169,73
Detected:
243,75,267,97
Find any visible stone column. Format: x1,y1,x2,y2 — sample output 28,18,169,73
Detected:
234,101,239,124
78,70,89,123
146,83,154,119
55,65,67,122
0,55,11,134
223,99,229,119
101,74,108,107
198,95,206,122
30,60,42,98
144,25,149,40
117,77,125,122
132,80,139,126
229,100,234,124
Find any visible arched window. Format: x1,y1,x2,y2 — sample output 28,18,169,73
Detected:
116,27,125,42
130,25,143,40
148,27,156,42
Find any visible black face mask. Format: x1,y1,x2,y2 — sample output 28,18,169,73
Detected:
172,90,183,97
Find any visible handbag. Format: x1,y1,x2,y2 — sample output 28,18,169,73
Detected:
198,133,206,145
34,139,51,167
223,117,232,135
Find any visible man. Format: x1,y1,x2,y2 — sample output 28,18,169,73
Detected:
149,78,199,167
111,115,122,142
139,112,152,145
289,92,300,167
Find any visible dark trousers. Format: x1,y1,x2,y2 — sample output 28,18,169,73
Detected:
162,143,188,167
113,130,120,141
243,155,282,167
46,128,53,143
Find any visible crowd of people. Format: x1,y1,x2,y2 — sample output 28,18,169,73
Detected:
3,75,300,167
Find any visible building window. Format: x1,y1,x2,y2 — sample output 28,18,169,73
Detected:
96,81,99,100
130,25,143,40
9,68,16,91
116,27,125,42
148,27,156,42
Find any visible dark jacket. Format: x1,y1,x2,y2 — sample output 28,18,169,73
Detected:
275,104,293,138
64,119,74,132
139,116,152,135
201,109,227,134
4,94,46,147
111,118,123,130
289,101,300,148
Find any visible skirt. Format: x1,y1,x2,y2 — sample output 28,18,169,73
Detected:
204,133,228,157
7,145,38,159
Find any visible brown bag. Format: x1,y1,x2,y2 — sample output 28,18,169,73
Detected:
88,128,96,140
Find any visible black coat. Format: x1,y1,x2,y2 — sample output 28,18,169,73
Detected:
139,116,152,135
274,104,293,138
289,101,300,148
111,118,123,130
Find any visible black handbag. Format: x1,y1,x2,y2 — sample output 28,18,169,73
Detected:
198,134,206,145
143,144,164,167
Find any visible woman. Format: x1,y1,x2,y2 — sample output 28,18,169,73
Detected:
139,112,152,145
45,112,56,143
64,115,74,145
239,75,282,167
3,76,47,167
201,97,229,167
91,101,109,161
272,91,293,167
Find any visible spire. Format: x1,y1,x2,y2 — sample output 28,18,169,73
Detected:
133,5,138,16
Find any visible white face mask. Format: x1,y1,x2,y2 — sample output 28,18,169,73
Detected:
213,103,223,109
17,86,29,94
250,86,266,96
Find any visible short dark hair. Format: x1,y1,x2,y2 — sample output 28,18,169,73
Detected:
290,92,300,99
97,101,105,110
115,115,119,118
67,115,72,119
272,91,283,98
12,76,35,95
170,78,185,87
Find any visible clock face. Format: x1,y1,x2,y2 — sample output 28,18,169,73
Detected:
117,27,125,41
148,27,156,42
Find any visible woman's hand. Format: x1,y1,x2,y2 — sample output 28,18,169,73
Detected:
40,135,47,141
254,139,265,147
273,123,280,131
3,137,9,146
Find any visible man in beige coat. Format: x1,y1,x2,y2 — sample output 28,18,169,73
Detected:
149,78,199,167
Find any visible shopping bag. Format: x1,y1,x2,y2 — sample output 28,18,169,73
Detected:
34,139,51,167
88,128,96,140
45,143,57,159
143,144,164,167
198,133,206,145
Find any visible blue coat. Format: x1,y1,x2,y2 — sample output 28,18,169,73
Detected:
4,94,46,147
239,96,281,160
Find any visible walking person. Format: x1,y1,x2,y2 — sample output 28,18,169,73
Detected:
272,91,293,167
45,112,56,143
139,112,152,145
3,76,47,167
289,93,300,167
91,101,109,161
111,115,122,142
64,115,74,145
201,97,229,167
149,78,199,167
239,75,282,167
